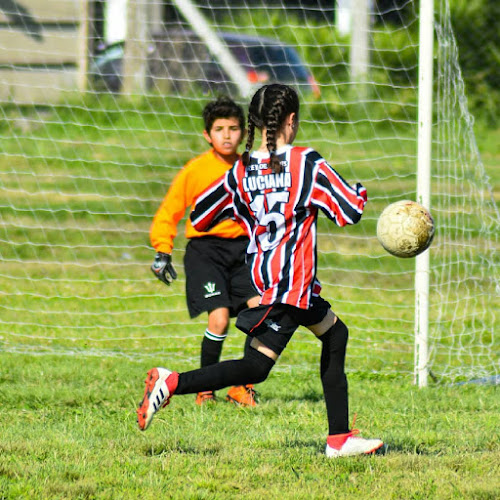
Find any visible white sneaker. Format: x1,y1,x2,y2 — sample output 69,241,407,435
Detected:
137,367,178,431
325,430,383,458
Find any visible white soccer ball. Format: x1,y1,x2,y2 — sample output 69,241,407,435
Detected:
377,200,435,258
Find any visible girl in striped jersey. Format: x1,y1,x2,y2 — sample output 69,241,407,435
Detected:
137,84,383,457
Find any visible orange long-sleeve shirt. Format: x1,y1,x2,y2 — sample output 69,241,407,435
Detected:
150,149,246,254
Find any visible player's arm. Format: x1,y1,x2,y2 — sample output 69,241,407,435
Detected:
190,174,234,232
310,156,367,227
150,169,190,285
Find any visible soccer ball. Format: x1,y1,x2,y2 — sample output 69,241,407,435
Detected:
377,200,435,258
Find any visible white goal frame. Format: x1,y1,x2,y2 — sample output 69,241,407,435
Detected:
415,0,435,387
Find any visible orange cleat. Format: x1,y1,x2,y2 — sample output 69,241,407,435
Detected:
195,391,216,405
226,384,258,407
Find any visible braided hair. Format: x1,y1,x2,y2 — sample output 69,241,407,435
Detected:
242,84,299,173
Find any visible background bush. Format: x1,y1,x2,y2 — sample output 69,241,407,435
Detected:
447,0,499,126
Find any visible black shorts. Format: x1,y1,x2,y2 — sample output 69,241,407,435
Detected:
184,236,258,318
235,295,331,356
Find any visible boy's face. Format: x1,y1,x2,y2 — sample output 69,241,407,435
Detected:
203,117,244,161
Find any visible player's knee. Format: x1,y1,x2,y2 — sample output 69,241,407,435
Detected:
333,318,349,346
322,368,347,391
207,316,230,336
245,346,275,383
321,317,349,351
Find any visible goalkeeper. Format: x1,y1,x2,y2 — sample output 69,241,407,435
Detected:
150,96,260,407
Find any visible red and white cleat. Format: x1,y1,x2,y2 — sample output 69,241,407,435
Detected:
137,367,178,431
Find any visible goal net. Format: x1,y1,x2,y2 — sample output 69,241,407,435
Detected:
0,0,497,384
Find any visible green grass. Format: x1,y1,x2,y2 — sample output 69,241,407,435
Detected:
0,353,499,499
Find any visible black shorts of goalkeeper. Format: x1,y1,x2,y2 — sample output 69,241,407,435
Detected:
235,295,331,357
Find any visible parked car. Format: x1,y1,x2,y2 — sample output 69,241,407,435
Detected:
90,30,320,97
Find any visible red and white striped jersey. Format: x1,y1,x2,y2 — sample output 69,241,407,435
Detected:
191,145,367,309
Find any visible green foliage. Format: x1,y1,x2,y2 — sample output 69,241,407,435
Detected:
447,0,500,126
371,26,420,86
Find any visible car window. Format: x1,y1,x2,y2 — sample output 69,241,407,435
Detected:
227,45,252,66
223,42,309,83
248,45,309,81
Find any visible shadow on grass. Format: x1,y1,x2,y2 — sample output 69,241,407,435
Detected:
382,441,439,455
263,389,324,403
143,443,222,457
142,439,392,459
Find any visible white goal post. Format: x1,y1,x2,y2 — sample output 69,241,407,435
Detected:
415,0,434,386
0,0,497,385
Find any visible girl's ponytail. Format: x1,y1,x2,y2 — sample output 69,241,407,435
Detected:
242,117,255,167
245,84,299,173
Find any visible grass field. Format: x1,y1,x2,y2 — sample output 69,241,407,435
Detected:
0,96,498,498
1,354,499,499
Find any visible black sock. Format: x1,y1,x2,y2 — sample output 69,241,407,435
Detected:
176,346,275,395
319,318,350,435
200,335,224,367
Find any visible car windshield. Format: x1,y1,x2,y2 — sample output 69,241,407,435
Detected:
228,43,310,82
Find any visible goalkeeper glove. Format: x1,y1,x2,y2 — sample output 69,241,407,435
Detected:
151,252,177,286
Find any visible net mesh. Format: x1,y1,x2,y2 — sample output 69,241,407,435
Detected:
0,0,497,383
